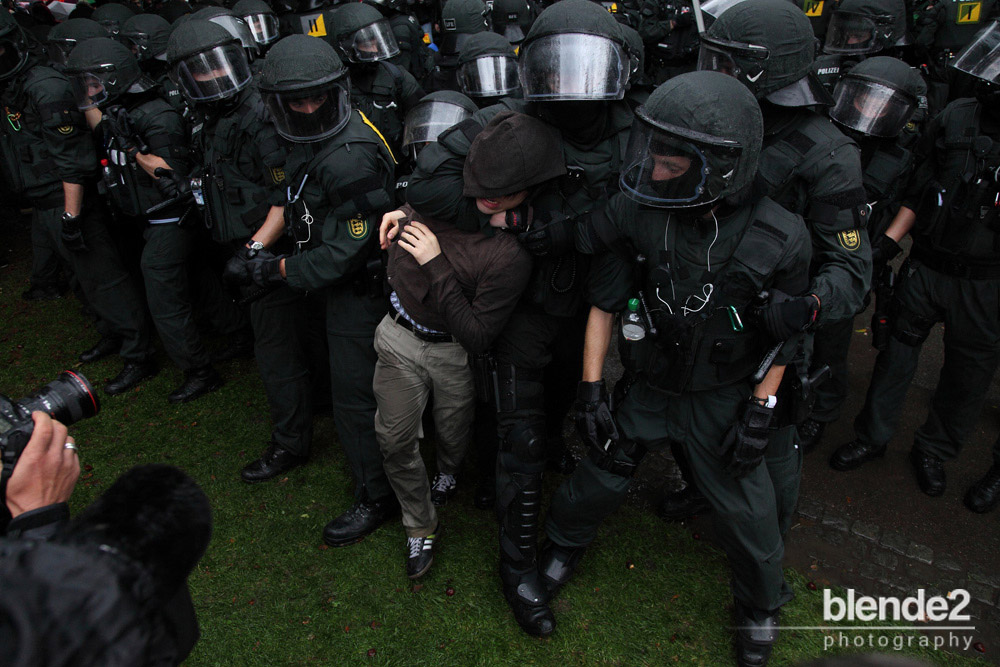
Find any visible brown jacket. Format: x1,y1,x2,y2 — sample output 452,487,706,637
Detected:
387,204,532,354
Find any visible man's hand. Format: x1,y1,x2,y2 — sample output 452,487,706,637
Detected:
723,398,774,478
153,167,191,200
751,289,819,341
517,213,573,256
379,209,407,249
60,212,87,252
5,412,80,518
223,246,276,287
574,381,620,450
398,220,442,266
247,254,286,288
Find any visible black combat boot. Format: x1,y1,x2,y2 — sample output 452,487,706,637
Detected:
322,495,399,547
964,465,1000,513
538,539,586,596
829,438,887,471
734,602,780,667
79,336,121,363
168,365,224,404
105,359,158,395
910,449,946,496
241,442,308,482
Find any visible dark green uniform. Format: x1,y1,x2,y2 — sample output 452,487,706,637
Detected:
547,193,812,612
853,98,1000,466
0,62,153,363
281,110,397,501
347,62,424,163
386,12,434,82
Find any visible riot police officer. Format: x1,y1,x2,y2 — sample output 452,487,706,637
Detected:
328,2,426,160
243,34,400,545
233,0,282,55
92,2,137,38
0,11,157,394
428,0,492,92
489,0,535,49
454,31,520,107
45,18,106,69
65,37,245,403
398,89,477,202
813,0,910,92
830,21,1000,514
659,0,870,519
361,0,435,83
543,69,812,666
120,14,186,115
406,0,636,636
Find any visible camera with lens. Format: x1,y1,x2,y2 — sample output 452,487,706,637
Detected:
0,371,100,497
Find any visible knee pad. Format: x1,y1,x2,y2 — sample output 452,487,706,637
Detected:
500,423,546,466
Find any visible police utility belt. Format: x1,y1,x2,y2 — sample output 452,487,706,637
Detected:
910,245,1000,279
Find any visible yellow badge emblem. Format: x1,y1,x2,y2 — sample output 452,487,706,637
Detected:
304,12,326,37
957,1,981,23
803,0,824,17
348,215,368,240
269,167,285,184
56,124,75,135
838,229,861,250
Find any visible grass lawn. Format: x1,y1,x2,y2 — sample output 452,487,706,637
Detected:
0,236,987,667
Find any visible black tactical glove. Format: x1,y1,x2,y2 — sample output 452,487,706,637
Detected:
574,381,620,451
60,212,87,253
223,246,276,287
723,397,775,478
870,234,902,265
517,212,573,257
153,167,191,200
751,289,818,341
246,255,286,288
501,203,532,233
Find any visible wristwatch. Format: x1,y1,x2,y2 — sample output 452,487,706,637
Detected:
61,211,79,223
751,395,778,409
246,240,265,258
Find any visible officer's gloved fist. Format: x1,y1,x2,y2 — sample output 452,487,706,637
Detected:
223,246,275,287
517,211,573,257
724,397,775,478
871,234,902,265
574,381,620,450
60,212,87,253
500,203,532,233
246,255,286,288
752,289,819,341
153,167,191,200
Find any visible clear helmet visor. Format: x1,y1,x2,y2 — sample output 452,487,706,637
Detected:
340,20,400,62
829,78,917,137
0,37,26,78
172,44,253,102
69,69,112,110
208,15,260,57
402,100,473,147
700,0,747,19
620,113,743,209
122,32,155,61
244,14,281,46
457,55,520,97
518,33,629,101
952,21,1000,83
98,19,122,36
696,36,769,92
823,11,894,55
46,39,75,67
263,80,352,142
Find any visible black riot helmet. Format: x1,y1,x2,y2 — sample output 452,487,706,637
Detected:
490,0,534,47
166,19,254,103
951,20,1000,85
403,90,477,160
259,34,352,142
46,18,107,68
329,3,400,63
192,6,260,60
823,0,908,55
456,31,519,98
361,0,407,13
121,14,172,62
233,0,281,48
829,56,920,138
92,2,138,37
700,0,833,107
440,0,491,55
518,0,631,101
0,11,33,80
620,70,763,210
65,37,155,109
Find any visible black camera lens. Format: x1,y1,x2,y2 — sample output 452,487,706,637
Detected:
17,371,100,427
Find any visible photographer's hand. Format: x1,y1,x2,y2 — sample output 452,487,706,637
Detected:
6,412,80,518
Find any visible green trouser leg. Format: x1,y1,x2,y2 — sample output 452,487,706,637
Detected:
249,285,316,456
29,215,63,288
913,272,1000,462
325,285,392,502
808,316,855,423
141,224,212,371
547,380,794,613
36,205,153,361
764,425,802,539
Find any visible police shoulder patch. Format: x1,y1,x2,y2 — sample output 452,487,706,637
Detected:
270,167,285,184
57,124,75,135
838,229,861,250
348,214,369,240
